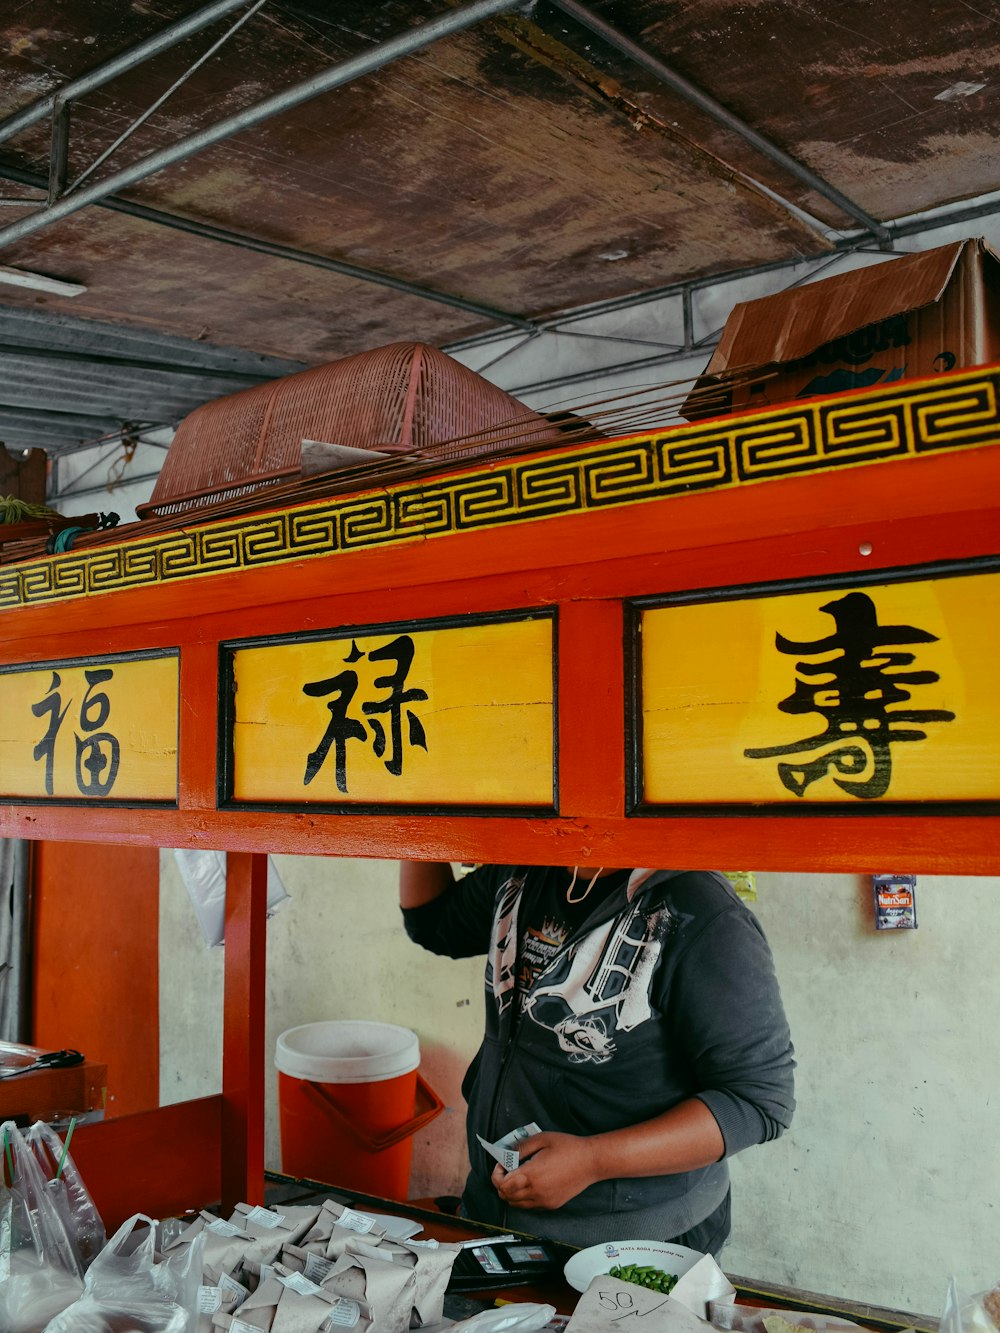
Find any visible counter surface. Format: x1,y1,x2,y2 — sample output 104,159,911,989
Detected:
263,1173,938,1333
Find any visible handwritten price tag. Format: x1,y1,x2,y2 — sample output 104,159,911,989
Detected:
566,1275,709,1333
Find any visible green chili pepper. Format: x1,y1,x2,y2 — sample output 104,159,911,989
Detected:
608,1263,678,1293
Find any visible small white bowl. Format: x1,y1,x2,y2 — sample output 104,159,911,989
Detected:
564,1239,705,1293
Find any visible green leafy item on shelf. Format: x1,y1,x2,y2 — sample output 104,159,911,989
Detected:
1,495,62,524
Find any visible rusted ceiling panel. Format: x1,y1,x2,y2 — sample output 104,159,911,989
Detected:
0,0,823,365
544,1,1000,227
0,200,477,363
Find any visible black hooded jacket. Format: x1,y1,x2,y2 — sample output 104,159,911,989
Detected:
403,866,795,1246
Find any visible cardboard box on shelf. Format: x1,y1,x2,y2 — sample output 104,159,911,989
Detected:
682,237,1000,420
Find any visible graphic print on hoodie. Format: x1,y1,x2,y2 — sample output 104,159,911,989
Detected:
486,870,676,1065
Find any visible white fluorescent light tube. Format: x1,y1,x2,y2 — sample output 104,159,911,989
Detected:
0,265,87,296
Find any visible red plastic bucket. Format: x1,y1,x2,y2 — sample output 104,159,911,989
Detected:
275,1021,443,1200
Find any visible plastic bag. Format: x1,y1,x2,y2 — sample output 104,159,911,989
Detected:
942,1275,1000,1333
325,1242,417,1333
25,1119,106,1270
172,849,291,948
0,1120,86,1333
450,1302,558,1333
42,1212,206,1333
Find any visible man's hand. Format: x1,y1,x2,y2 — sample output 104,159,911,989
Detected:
491,1131,599,1210
489,1100,725,1211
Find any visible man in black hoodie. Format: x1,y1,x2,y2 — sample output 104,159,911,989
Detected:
400,862,795,1257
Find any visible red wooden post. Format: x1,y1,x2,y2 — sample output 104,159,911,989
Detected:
558,599,626,822
222,850,268,1210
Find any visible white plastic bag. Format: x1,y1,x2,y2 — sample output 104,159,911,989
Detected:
25,1120,106,1270
172,849,291,948
0,1120,85,1333
942,1275,1000,1333
450,1304,558,1333
42,1212,205,1333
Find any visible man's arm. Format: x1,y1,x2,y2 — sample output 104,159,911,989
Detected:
492,1100,725,1211
401,862,500,959
399,861,455,908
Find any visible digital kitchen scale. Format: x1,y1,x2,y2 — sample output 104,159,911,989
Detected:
448,1238,572,1291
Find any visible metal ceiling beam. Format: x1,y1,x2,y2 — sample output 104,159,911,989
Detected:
0,402,126,426
0,0,530,262
0,409,130,444
78,193,539,330
0,163,538,332
0,0,259,146
546,0,893,244
0,339,279,384
446,249,853,360
64,0,269,198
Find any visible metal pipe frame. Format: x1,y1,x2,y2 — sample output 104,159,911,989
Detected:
0,338,284,384
90,199,539,331
64,0,271,199
1,151,995,399
0,0,527,254
444,249,847,361
547,0,892,243
0,0,258,146
48,101,71,205
0,0,993,372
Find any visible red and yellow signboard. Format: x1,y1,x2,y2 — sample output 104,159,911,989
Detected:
0,653,179,802
226,613,556,807
638,569,999,806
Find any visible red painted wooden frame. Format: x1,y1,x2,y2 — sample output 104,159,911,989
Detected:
4,416,998,1219
3,441,997,871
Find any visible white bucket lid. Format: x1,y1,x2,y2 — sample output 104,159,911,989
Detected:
275,1021,420,1084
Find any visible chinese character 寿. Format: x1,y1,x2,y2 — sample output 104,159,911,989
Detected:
744,591,955,799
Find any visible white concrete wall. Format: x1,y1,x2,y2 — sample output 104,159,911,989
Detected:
725,872,1000,1313
51,431,173,526
159,855,1000,1318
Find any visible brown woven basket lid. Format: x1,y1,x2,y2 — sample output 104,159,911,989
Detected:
144,341,562,517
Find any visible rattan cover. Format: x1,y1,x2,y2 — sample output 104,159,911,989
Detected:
144,341,562,516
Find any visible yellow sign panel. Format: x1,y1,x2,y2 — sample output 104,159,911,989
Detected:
0,654,179,801
229,616,555,806
640,571,999,805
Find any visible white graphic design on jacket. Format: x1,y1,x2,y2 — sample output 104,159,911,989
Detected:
487,872,670,1064
485,871,524,1016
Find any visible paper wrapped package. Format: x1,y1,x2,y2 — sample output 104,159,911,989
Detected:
568,1273,714,1333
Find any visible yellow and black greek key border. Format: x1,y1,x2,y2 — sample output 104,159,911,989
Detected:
3,368,998,611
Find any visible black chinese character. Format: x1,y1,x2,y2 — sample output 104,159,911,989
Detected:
744,591,955,799
74,668,121,797
302,635,429,793
31,671,70,796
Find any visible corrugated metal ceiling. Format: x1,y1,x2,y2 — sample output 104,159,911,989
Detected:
0,303,304,453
